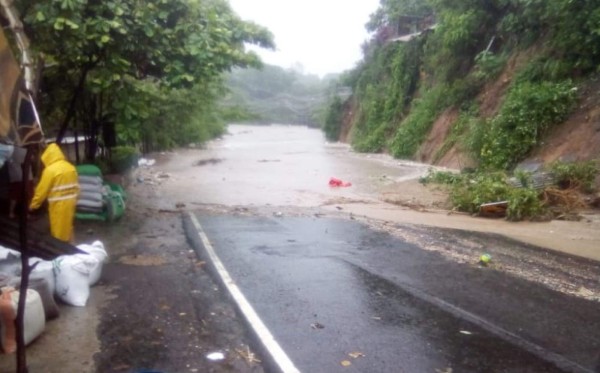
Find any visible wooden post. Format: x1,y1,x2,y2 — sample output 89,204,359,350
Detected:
15,145,34,373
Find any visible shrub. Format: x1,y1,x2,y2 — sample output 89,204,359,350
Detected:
419,169,462,185
473,51,507,81
323,96,344,142
110,146,139,174
549,160,599,193
389,85,446,158
425,170,546,221
449,172,512,214
506,188,544,221
353,125,388,153
479,80,577,170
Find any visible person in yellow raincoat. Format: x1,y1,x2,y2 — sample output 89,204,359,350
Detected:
29,143,79,242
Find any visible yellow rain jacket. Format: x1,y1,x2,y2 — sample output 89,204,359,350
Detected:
30,144,79,242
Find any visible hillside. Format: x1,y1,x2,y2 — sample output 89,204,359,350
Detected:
326,0,600,174
419,59,600,170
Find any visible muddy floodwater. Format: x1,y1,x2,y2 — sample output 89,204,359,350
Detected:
148,124,600,262
159,124,431,206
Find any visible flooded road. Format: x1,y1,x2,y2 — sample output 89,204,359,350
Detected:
149,124,600,372
159,124,430,207
154,124,600,262
4,125,597,373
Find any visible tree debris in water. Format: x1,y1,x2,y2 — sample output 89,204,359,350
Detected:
194,158,223,167
310,322,325,329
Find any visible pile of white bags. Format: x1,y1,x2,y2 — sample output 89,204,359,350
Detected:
77,175,106,214
0,241,109,353
0,241,109,309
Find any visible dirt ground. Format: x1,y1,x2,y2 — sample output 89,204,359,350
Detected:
366,177,600,262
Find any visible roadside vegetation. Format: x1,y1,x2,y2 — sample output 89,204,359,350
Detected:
420,160,599,221
323,0,600,220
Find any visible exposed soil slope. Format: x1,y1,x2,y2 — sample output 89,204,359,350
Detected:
441,71,600,171
341,50,600,174
530,77,600,164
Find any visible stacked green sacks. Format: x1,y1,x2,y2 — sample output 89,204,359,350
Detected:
75,164,126,222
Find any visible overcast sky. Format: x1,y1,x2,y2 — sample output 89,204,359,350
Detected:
228,0,381,77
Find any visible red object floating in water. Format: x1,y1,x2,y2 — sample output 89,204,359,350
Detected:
329,177,352,187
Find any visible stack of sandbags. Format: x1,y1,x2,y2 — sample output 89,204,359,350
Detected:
76,165,106,214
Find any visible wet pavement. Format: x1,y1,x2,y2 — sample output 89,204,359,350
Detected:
2,124,599,373
185,213,600,373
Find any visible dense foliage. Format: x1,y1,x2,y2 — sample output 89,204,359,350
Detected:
13,0,274,156
322,95,345,141
477,81,577,170
328,0,600,171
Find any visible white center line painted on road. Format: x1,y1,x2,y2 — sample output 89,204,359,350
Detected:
188,212,301,373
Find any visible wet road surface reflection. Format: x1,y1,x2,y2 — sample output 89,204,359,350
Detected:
189,214,589,372
353,264,563,372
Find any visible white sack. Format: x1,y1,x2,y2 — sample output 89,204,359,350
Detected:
76,241,108,286
0,246,20,260
53,254,99,306
78,190,104,203
76,206,104,214
79,183,105,194
28,258,56,296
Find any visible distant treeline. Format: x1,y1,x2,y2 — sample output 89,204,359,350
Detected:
221,65,340,127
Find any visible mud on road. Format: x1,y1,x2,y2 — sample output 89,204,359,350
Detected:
87,142,600,372
88,187,266,373
87,127,600,373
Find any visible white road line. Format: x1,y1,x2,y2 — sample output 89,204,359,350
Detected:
189,212,301,373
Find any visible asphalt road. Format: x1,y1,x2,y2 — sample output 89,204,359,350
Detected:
184,212,600,373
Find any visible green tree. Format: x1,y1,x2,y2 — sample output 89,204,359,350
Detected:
17,0,274,154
